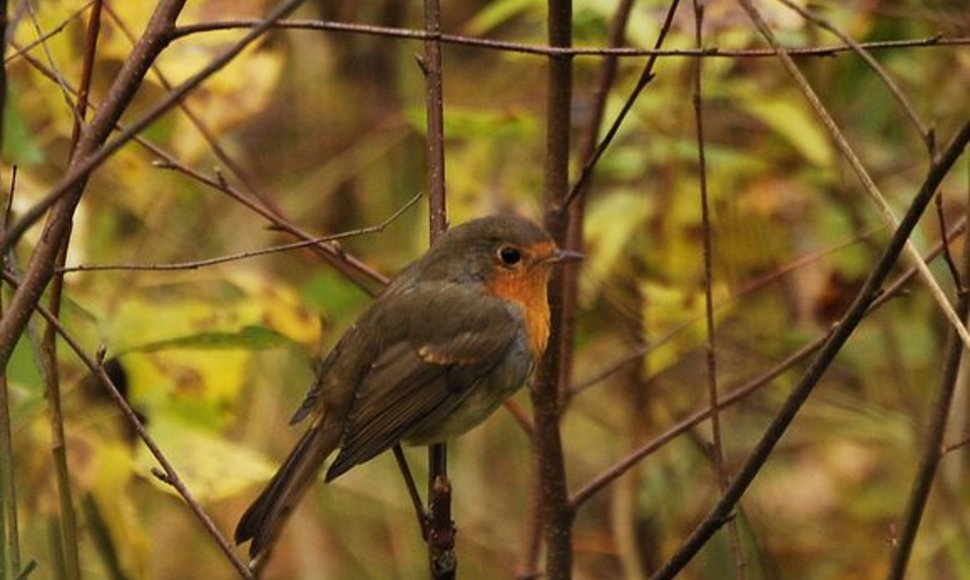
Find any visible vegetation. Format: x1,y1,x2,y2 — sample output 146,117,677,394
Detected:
0,0,968,578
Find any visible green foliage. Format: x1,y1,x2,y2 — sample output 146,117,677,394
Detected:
2,0,968,578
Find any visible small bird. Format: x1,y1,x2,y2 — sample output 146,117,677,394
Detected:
235,214,581,559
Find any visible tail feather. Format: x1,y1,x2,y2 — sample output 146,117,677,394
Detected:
235,419,339,558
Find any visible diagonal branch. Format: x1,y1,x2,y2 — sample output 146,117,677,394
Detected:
734,0,970,366
0,270,253,578
650,121,970,579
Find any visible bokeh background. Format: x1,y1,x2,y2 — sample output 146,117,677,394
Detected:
2,0,969,578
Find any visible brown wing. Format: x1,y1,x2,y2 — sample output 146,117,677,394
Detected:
324,286,521,481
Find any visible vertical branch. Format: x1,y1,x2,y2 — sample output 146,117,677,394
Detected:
38,3,104,577
887,176,970,579
690,1,745,577
0,0,19,575
421,0,453,577
520,0,635,572
534,0,574,577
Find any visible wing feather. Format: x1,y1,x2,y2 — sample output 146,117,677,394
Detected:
324,285,521,481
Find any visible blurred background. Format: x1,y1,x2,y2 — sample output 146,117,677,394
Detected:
2,0,969,578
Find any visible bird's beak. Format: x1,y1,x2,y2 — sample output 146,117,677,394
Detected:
545,248,584,264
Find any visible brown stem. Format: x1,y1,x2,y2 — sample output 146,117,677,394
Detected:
649,121,970,579
421,0,454,577
561,0,681,211
887,161,970,580
570,216,968,510
690,0,745,576
0,270,254,578
169,19,970,60
531,1,576,577
38,3,104,576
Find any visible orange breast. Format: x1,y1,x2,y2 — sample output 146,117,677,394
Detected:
485,267,551,360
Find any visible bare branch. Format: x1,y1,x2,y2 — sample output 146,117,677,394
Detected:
170,18,970,59
649,120,970,579
0,270,253,579
59,192,421,274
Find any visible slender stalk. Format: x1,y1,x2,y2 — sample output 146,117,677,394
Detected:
169,19,970,60
571,216,968,509
887,169,970,580
0,270,254,578
421,0,454,577
690,0,745,576
0,0,20,573
734,0,970,356
650,122,970,579
37,2,105,575
532,0,575,577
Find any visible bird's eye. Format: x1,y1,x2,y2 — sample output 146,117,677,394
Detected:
498,246,522,266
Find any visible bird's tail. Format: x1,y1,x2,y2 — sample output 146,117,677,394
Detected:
235,418,340,559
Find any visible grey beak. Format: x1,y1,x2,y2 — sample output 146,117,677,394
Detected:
547,248,584,264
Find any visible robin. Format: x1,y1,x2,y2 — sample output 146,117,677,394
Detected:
235,214,582,559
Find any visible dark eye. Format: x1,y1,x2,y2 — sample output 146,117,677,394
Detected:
498,246,522,266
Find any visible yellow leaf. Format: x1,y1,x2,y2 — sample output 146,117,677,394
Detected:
134,414,275,502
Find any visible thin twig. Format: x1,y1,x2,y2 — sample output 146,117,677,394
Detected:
571,334,823,509
23,0,83,129
774,0,933,150
24,1,100,576
0,0,308,258
150,154,389,293
3,1,91,64
887,156,970,580
0,270,255,579
561,0,682,211
0,167,23,576
649,121,970,579
169,19,970,59
570,228,881,395
59,192,421,273
6,35,391,297
421,0,454,577
942,435,970,456
735,0,970,368
99,2,286,217
12,560,35,580
0,2,18,573
690,1,745,576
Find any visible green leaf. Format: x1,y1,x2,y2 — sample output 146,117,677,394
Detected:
124,325,291,354
4,85,45,165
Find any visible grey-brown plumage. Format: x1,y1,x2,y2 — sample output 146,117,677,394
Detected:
235,215,575,560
